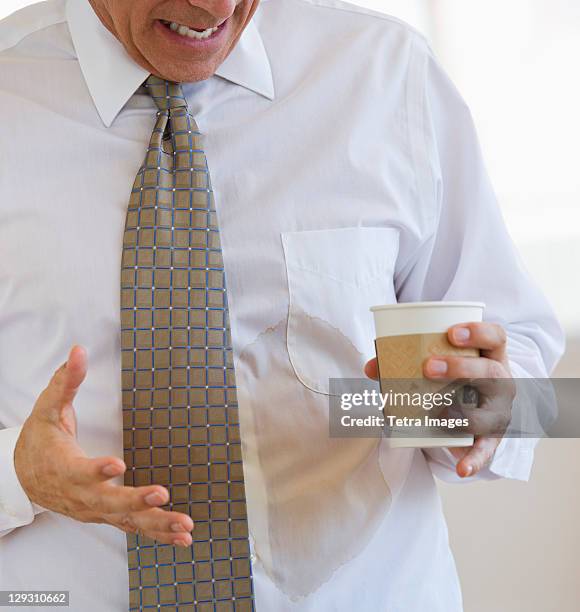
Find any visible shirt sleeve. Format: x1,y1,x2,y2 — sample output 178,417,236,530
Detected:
0,425,45,535
397,36,566,483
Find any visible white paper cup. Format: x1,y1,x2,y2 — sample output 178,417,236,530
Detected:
370,301,485,449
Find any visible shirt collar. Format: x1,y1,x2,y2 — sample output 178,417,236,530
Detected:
66,0,275,127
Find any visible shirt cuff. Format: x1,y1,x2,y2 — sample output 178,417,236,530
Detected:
484,435,536,481
425,435,536,483
0,425,44,532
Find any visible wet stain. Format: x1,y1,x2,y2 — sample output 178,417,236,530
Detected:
236,318,392,599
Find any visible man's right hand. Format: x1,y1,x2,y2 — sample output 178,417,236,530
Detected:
13,345,193,546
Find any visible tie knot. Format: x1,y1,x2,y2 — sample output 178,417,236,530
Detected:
144,75,188,111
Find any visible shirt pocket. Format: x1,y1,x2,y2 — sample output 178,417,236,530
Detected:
281,227,399,395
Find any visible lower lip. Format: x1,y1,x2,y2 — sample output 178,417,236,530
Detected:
155,19,228,50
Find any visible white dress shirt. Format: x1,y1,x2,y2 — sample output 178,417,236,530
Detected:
0,0,564,610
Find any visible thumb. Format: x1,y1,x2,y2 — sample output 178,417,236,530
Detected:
48,345,88,407
455,437,499,478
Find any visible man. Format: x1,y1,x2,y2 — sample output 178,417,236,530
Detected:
0,0,564,610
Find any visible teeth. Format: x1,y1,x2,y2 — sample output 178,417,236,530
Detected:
166,21,219,40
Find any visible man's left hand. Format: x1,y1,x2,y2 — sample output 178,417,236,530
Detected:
365,322,516,479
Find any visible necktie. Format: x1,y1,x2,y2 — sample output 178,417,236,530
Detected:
120,75,254,611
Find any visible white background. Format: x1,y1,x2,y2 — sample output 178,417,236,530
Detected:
2,2,579,611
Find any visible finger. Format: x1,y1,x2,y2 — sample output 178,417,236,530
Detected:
84,483,170,514
455,437,500,478
454,407,506,437
140,529,193,547
111,511,192,546
447,446,470,462
447,322,507,362
453,403,511,437
66,455,127,485
46,345,88,410
365,358,379,380
423,356,508,381
130,507,194,535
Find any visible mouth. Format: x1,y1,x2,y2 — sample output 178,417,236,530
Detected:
158,19,226,41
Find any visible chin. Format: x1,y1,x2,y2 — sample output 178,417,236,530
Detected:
147,56,222,84
158,68,216,84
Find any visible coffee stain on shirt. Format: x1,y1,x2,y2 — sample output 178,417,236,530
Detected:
236,317,392,599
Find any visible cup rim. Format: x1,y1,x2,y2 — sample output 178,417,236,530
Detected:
370,301,486,313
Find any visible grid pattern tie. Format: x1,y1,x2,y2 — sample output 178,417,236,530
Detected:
120,75,254,612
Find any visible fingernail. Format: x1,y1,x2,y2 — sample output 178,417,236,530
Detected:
464,465,473,477
171,523,185,532
174,539,190,547
454,327,471,343
428,359,448,375
145,492,164,506
102,464,120,477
